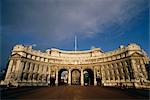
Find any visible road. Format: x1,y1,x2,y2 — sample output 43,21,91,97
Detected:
1,86,149,100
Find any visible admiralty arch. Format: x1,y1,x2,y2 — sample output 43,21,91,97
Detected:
3,43,150,88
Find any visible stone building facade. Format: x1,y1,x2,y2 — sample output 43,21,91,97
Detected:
4,43,150,88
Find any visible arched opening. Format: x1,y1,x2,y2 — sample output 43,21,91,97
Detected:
84,69,94,85
71,69,81,85
58,69,68,85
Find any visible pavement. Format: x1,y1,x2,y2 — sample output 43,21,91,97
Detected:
1,85,150,100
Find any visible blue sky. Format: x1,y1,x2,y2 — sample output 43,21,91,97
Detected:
1,0,149,69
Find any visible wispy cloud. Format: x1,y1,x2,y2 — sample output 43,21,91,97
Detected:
2,0,148,41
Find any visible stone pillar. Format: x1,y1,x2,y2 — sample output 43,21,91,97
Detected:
110,65,115,81
24,62,29,72
21,62,29,81
47,67,51,83
12,61,16,72
116,69,120,80
32,64,37,82
33,64,38,81
28,63,33,81
29,63,33,73
123,62,130,81
115,63,120,81
55,68,58,86
37,65,42,82
114,63,120,81
131,59,139,80
107,70,111,80
94,68,97,86
117,64,122,80
140,60,148,79
120,63,125,81
81,69,84,86
42,66,47,82
5,60,13,80
17,61,24,81
33,64,37,73
68,68,71,85
114,69,117,80
121,68,125,81
12,59,21,81
125,67,130,81
15,60,21,72
111,70,115,80
101,66,106,83
106,65,110,81
112,64,117,80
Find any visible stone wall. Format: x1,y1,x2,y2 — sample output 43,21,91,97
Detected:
3,43,150,88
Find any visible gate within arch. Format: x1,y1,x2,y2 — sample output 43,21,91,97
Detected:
71,69,81,85
84,69,94,85
58,69,68,85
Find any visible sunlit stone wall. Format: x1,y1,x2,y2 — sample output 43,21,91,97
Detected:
3,43,150,88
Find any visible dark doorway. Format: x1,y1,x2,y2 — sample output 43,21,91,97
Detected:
84,69,94,85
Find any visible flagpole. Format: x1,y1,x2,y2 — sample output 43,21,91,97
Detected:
75,35,77,51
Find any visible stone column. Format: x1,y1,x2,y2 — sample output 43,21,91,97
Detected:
116,69,120,80
94,68,97,86
106,65,110,81
13,59,22,81
47,67,51,83
114,69,117,80
5,60,13,80
101,66,106,83
55,68,58,86
29,63,33,73
125,67,130,81
37,65,42,82
112,64,117,80
17,61,24,81
15,60,21,72
33,64,37,73
42,65,47,82
114,63,120,80
140,60,148,79
22,62,29,81
68,68,71,85
24,62,29,72
81,69,84,86
32,64,37,82
12,61,16,72
123,62,130,81
111,70,115,81
131,59,139,80
120,63,125,81
29,63,34,81
111,65,115,81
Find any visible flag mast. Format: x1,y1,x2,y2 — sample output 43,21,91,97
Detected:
75,35,77,51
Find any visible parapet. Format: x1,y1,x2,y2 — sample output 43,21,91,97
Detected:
127,43,141,51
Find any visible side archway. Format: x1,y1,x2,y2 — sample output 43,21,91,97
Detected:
83,69,94,85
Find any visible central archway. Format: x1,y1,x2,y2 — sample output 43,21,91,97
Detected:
84,69,94,85
71,69,81,85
